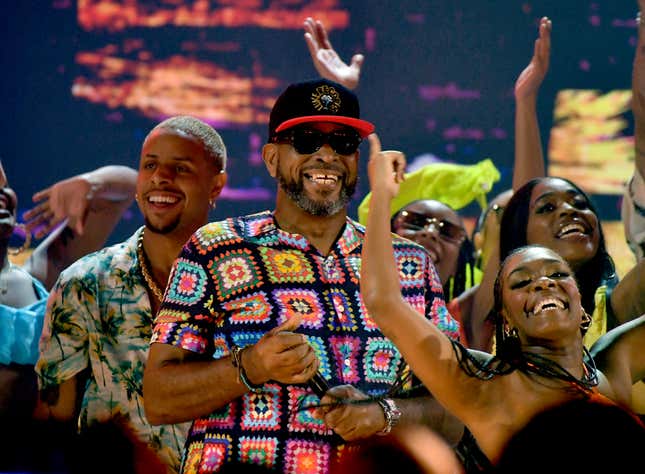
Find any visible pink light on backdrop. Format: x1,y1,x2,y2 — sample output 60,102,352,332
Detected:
77,0,349,32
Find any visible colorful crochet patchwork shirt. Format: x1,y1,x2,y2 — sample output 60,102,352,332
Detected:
151,211,460,474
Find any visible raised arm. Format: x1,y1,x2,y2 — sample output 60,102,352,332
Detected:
22,165,137,290
462,19,552,350
461,256,498,351
634,6,645,181
608,5,645,324
622,5,645,261
304,17,364,90
361,134,483,422
610,256,645,325
589,314,645,409
512,16,551,190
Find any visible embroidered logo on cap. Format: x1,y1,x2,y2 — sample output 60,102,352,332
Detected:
311,85,341,112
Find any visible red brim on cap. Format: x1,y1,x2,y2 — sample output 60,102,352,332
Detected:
275,115,375,138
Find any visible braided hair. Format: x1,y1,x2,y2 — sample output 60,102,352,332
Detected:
451,245,599,393
447,236,477,301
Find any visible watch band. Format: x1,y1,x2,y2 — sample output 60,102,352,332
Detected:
230,344,264,393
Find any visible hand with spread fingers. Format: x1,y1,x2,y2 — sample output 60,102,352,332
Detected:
23,174,94,238
317,385,386,441
243,315,321,386
514,16,551,102
304,16,364,90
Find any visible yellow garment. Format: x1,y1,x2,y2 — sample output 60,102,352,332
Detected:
571,286,645,414
357,158,500,224
631,381,645,414
447,265,483,301
582,285,608,348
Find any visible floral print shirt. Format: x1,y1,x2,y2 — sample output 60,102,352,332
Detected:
151,211,459,474
36,228,189,473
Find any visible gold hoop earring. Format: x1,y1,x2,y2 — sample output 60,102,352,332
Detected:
8,223,32,255
503,324,518,340
474,248,482,264
580,310,592,332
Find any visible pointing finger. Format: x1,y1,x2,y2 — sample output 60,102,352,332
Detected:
268,313,304,336
368,133,382,158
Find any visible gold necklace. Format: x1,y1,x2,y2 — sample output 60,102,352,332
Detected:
137,229,165,302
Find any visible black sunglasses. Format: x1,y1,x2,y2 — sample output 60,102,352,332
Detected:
272,128,362,155
396,210,466,243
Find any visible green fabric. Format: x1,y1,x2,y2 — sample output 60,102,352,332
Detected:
447,264,484,301
357,158,500,224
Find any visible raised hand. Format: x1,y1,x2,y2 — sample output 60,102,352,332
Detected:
23,174,94,238
367,134,406,200
514,16,551,101
317,385,386,441
304,16,364,90
243,314,320,386
634,3,645,117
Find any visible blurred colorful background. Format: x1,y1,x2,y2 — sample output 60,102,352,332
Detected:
2,0,639,275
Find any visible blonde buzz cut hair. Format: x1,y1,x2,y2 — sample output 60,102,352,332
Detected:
151,115,227,171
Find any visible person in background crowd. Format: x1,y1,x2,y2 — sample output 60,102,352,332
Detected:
1,161,137,470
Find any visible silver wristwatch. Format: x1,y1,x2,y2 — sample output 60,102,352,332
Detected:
377,398,401,435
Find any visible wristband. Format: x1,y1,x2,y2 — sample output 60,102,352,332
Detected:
230,345,264,393
376,398,401,435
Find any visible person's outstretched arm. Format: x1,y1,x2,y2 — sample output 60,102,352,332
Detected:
512,16,551,190
610,257,645,326
463,18,552,350
609,4,645,325
304,16,364,90
361,134,482,424
590,314,645,409
634,5,645,182
22,165,137,290
623,4,645,261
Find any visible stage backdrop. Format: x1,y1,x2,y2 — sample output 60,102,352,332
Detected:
2,0,639,275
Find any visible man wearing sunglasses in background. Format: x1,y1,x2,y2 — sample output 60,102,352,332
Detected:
143,79,463,473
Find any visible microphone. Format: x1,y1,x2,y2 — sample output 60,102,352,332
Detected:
309,371,329,398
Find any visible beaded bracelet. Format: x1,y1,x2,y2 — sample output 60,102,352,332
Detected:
230,345,264,393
